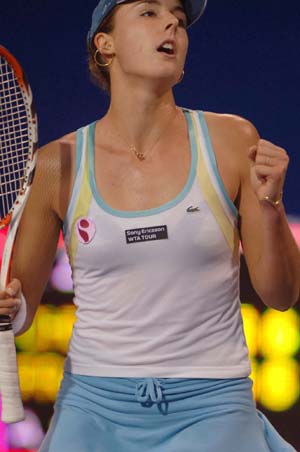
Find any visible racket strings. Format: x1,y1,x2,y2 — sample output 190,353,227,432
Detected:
0,57,31,220
0,160,29,180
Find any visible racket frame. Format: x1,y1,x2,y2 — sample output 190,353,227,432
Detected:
0,45,38,423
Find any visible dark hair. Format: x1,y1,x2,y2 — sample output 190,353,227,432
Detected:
87,7,121,94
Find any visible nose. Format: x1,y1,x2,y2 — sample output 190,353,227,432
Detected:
164,12,179,31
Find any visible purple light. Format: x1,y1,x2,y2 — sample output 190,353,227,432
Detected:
0,397,9,452
50,250,73,293
8,408,44,449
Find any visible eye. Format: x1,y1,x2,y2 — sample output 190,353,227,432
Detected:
177,17,187,28
141,10,156,17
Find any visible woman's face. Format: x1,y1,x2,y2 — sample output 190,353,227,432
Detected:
108,0,189,86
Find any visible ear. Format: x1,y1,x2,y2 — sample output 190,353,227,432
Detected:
93,32,115,56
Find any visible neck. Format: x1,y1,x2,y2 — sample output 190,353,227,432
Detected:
104,79,178,155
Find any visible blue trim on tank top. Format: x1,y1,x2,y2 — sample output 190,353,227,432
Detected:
62,126,84,237
75,127,84,176
197,111,238,218
88,109,198,218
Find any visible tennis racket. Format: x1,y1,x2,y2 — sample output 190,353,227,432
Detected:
0,45,38,423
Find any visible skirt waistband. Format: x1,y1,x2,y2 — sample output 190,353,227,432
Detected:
59,372,255,409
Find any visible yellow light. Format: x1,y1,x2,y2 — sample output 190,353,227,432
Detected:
15,321,37,352
36,305,58,352
17,352,64,403
17,352,36,401
16,303,76,354
260,309,300,358
34,353,64,403
249,358,259,401
52,304,76,354
258,359,300,412
241,303,260,357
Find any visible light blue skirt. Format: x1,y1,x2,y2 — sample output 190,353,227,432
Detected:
39,372,296,452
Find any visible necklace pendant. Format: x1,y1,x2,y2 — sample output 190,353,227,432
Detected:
130,146,145,161
136,152,145,161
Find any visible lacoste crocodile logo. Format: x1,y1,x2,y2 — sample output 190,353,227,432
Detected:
186,205,201,213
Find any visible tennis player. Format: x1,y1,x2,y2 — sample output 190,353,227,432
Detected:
1,0,300,450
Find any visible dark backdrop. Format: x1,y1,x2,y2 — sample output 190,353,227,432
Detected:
1,1,300,449
1,0,299,215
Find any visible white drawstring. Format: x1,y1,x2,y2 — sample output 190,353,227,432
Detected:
136,378,164,404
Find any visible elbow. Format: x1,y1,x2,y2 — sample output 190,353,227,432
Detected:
251,269,300,311
257,287,298,312
268,303,292,313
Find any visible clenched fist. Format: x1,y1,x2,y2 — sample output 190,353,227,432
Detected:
248,139,289,205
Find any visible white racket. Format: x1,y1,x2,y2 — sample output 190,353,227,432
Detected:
0,45,38,423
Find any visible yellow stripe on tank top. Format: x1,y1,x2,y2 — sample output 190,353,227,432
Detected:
68,128,93,267
190,113,240,261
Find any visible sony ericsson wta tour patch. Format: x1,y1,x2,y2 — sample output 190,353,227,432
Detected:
125,225,168,244
75,217,96,244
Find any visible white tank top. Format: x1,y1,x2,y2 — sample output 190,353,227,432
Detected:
63,108,251,378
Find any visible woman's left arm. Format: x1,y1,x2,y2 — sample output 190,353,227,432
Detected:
237,119,300,310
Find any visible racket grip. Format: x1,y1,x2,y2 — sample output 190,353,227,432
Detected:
0,319,24,423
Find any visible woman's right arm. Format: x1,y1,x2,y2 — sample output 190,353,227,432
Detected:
0,139,71,334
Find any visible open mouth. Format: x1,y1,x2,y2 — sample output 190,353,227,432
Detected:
157,42,175,55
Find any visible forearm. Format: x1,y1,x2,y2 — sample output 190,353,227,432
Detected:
9,204,61,334
253,201,300,310
10,234,59,335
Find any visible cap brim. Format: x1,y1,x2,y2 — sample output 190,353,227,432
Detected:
185,0,207,27
88,0,208,44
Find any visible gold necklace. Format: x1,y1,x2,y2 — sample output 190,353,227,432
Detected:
112,107,179,161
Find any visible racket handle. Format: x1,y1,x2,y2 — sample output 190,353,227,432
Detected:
0,316,24,423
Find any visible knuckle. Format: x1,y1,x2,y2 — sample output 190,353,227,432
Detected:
258,138,267,145
11,278,21,289
279,148,288,159
278,163,287,173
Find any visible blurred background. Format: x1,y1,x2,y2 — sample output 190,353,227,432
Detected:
1,0,300,450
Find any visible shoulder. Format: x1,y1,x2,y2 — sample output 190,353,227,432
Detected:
31,131,78,218
191,111,261,198
33,131,77,182
36,131,77,166
203,111,260,148
201,111,260,177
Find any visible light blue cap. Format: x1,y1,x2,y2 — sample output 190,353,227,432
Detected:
87,0,207,45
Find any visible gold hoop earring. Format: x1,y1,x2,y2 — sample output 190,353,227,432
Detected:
177,69,185,84
93,49,113,68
